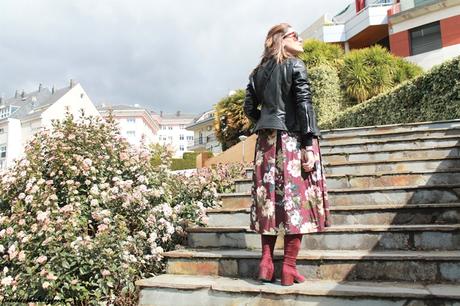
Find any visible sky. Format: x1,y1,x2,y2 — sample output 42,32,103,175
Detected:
0,0,349,115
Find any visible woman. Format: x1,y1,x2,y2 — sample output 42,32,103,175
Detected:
243,23,331,286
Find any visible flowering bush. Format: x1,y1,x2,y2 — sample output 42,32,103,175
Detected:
0,114,224,305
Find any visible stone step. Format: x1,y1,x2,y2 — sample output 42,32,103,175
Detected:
137,274,460,306
221,184,460,209
320,118,460,138
323,157,460,176
163,249,460,283
186,224,460,251
320,127,460,147
235,169,460,192
324,145,460,164
207,203,460,227
320,135,460,154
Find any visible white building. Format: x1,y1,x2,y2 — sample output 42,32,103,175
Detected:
98,104,160,147
0,81,100,169
151,111,196,158
186,110,222,154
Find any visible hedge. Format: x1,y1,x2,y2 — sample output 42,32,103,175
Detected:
323,55,460,129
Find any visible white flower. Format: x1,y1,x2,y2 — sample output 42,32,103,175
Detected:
261,199,275,217
42,281,50,289
287,160,301,178
290,210,301,226
256,186,267,204
285,137,297,152
1,276,13,286
36,211,48,222
300,222,318,233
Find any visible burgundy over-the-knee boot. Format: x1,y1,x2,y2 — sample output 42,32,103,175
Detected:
281,234,305,286
258,234,277,282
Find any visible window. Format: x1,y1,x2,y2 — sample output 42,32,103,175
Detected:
168,126,173,130
168,136,173,141
180,124,185,129
0,145,6,158
127,131,135,137
0,128,4,134
161,125,166,130
179,144,185,151
186,135,193,141
179,134,184,140
410,21,442,56
127,118,136,123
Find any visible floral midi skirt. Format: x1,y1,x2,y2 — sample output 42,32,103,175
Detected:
250,129,331,235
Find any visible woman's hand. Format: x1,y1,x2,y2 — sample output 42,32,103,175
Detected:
301,148,315,173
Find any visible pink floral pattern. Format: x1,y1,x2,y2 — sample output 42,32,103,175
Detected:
250,129,331,235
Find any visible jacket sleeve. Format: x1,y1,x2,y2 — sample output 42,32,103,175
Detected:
292,59,315,147
243,78,261,124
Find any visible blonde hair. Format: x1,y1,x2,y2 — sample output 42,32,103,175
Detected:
257,23,293,69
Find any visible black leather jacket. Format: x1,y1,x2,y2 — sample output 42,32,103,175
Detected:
243,57,321,146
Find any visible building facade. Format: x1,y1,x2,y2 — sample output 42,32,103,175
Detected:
98,104,160,147
300,0,460,69
388,0,460,69
151,111,196,158
0,81,100,169
186,110,222,154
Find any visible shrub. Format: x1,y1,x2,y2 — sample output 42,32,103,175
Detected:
308,64,347,127
171,152,199,171
340,45,423,103
0,113,221,305
324,55,460,129
299,39,344,70
214,90,252,151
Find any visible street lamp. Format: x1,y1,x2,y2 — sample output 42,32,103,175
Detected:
239,135,248,163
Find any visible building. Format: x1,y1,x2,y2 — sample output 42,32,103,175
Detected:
300,0,460,69
0,81,100,169
151,111,196,158
186,110,222,154
97,104,160,147
388,0,460,69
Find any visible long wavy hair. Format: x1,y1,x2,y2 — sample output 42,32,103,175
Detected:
256,23,293,69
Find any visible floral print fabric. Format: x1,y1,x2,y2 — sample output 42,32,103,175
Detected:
250,129,331,235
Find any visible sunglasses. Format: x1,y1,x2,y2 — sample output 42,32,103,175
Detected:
283,31,301,41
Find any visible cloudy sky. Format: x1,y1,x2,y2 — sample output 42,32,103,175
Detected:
0,0,348,114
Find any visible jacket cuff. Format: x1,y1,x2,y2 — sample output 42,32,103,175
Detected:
300,134,313,147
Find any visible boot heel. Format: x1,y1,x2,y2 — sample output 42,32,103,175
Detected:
281,273,294,286
258,266,274,282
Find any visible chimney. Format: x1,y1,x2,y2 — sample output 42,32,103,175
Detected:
0,96,3,105
160,111,163,117
69,79,75,88
176,110,181,117
38,83,42,92
15,90,18,98
52,86,55,94
21,90,25,98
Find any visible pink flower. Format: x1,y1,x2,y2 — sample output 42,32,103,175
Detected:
101,270,111,277
18,251,26,262
36,255,47,264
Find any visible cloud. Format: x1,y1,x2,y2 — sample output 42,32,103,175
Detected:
0,0,349,114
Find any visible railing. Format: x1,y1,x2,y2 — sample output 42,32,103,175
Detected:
192,134,218,147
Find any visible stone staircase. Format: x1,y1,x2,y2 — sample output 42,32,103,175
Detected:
137,119,460,306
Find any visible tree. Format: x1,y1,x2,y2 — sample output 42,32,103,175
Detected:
214,89,252,151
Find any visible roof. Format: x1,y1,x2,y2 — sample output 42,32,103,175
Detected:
186,110,215,129
97,104,146,112
0,85,73,121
